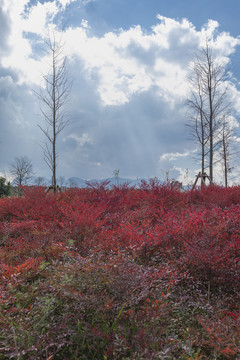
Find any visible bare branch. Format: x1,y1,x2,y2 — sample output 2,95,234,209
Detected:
9,156,34,185
35,32,72,189
186,40,231,182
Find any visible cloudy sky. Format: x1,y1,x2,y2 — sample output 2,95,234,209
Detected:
1,0,240,184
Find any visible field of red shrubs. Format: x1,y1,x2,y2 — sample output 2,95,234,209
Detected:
0,180,239,359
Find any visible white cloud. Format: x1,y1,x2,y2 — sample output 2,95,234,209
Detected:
63,22,190,105
1,3,240,181
171,166,196,185
63,16,240,106
200,19,219,41
227,82,240,115
2,0,27,14
82,0,96,4
2,3,240,107
57,0,75,8
160,150,195,162
22,1,58,35
67,133,92,147
81,19,89,29
1,1,60,84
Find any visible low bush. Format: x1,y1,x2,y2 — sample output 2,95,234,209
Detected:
0,183,239,359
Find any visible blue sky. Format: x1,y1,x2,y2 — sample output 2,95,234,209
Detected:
54,0,240,35
1,0,240,185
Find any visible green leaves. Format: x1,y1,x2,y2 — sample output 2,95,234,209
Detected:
0,177,11,197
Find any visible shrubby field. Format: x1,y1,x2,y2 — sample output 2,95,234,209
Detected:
0,181,239,359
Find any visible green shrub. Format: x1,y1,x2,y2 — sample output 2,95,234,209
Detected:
0,177,11,197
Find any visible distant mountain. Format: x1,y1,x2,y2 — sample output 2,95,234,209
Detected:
68,177,141,188
11,176,51,186
25,176,143,188
12,176,189,189
89,177,140,187
67,177,87,188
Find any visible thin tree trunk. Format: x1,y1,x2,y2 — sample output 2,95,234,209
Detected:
208,63,213,184
201,110,205,186
209,120,213,183
52,48,57,189
222,131,228,187
35,32,71,191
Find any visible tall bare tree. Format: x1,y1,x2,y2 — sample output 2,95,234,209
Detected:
9,156,33,185
187,74,209,184
36,32,71,189
187,41,229,183
218,115,237,187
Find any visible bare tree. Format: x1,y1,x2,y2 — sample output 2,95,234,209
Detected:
57,176,66,187
9,156,33,185
187,41,230,183
218,115,236,187
68,178,78,188
34,176,46,186
187,75,209,184
35,32,71,190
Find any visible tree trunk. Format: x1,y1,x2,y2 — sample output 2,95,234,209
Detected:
222,130,228,187
208,58,213,184
35,32,71,191
52,47,57,189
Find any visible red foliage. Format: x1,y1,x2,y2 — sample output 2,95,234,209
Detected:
198,313,240,358
0,183,239,288
0,182,239,358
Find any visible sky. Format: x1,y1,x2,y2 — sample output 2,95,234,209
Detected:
1,0,240,185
